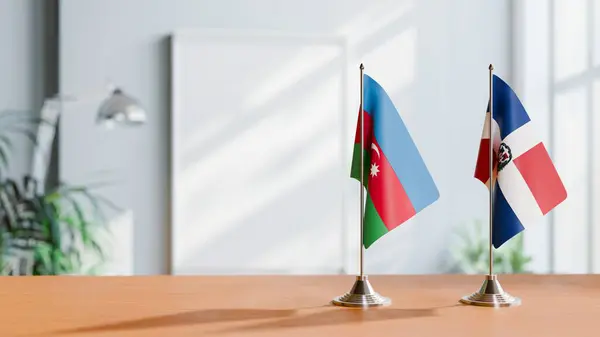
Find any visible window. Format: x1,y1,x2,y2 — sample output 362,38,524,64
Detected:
515,0,600,273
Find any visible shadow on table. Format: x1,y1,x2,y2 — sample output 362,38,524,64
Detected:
51,308,300,335
214,305,453,334
50,304,459,335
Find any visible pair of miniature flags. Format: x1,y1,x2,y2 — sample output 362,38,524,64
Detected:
352,74,567,249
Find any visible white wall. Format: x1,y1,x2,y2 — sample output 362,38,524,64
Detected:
0,0,47,178
59,0,512,275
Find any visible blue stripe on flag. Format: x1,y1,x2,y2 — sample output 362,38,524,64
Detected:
493,184,525,248
363,74,439,212
492,75,531,139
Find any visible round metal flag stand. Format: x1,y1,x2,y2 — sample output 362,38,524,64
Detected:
460,274,521,307
332,276,390,308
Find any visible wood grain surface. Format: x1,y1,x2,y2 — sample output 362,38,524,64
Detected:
1,275,599,337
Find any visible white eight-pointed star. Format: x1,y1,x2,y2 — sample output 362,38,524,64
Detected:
370,163,380,177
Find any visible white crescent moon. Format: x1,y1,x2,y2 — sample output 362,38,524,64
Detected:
371,143,380,159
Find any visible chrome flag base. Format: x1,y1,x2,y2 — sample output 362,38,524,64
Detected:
460,274,521,307
332,275,391,308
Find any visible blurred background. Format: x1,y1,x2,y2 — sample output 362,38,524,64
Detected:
0,0,593,276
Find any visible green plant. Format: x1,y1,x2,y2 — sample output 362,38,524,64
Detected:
450,219,532,274
0,109,118,275
0,178,119,276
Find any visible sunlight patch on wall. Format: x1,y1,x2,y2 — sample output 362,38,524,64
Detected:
360,27,417,108
243,45,343,112
337,0,413,46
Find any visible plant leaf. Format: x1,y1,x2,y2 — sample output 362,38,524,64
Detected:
34,243,53,274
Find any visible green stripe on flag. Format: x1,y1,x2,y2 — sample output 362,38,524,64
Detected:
350,143,388,248
363,196,389,248
350,143,371,187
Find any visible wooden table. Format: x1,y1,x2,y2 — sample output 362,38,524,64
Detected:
1,275,599,337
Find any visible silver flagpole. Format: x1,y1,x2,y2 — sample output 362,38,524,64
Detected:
332,63,390,308
488,64,494,277
360,63,365,278
460,64,520,307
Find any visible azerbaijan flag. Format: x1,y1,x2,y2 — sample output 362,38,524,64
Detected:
351,74,439,248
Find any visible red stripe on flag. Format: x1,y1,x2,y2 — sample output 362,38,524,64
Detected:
354,108,373,149
474,138,498,185
474,138,490,184
367,139,416,230
513,142,567,215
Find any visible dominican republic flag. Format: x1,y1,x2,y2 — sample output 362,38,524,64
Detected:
351,74,439,248
474,75,567,248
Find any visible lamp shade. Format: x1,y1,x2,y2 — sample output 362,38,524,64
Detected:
96,88,146,127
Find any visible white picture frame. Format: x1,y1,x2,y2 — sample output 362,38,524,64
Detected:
170,29,353,275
